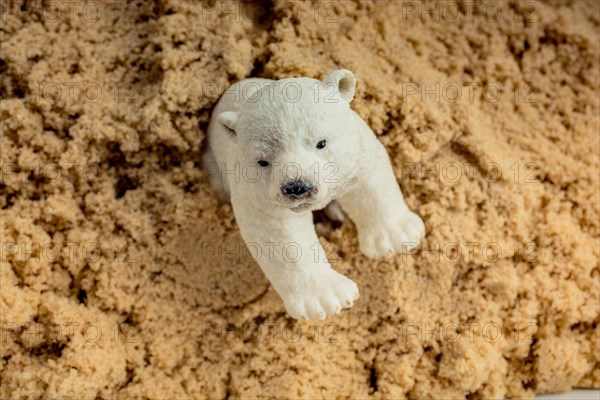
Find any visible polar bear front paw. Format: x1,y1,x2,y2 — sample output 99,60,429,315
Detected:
281,269,359,320
358,210,425,259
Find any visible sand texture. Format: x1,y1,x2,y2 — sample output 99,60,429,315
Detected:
1,0,599,398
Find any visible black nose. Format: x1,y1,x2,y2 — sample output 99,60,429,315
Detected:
281,181,313,199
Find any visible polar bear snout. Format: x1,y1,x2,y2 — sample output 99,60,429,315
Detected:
281,181,315,199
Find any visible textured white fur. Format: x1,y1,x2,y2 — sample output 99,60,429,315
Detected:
204,70,425,320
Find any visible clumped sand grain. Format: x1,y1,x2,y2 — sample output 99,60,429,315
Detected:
1,0,599,398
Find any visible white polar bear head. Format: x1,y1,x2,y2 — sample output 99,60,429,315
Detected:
217,70,362,212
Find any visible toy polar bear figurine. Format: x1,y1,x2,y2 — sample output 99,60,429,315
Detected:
204,70,424,320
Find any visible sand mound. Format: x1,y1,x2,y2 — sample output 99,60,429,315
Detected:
1,0,598,398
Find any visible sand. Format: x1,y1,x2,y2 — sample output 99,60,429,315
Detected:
1,0,599,398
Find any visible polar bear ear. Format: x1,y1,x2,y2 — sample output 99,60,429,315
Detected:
216,111,239,143
323,69,356,103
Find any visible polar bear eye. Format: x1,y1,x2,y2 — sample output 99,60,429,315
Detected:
257,160,269,167
316,140,327,149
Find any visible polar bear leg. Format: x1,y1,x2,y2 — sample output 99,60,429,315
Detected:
231,196,359,320
338,140,425,259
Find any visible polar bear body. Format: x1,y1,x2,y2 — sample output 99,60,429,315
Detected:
204,70,424,320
